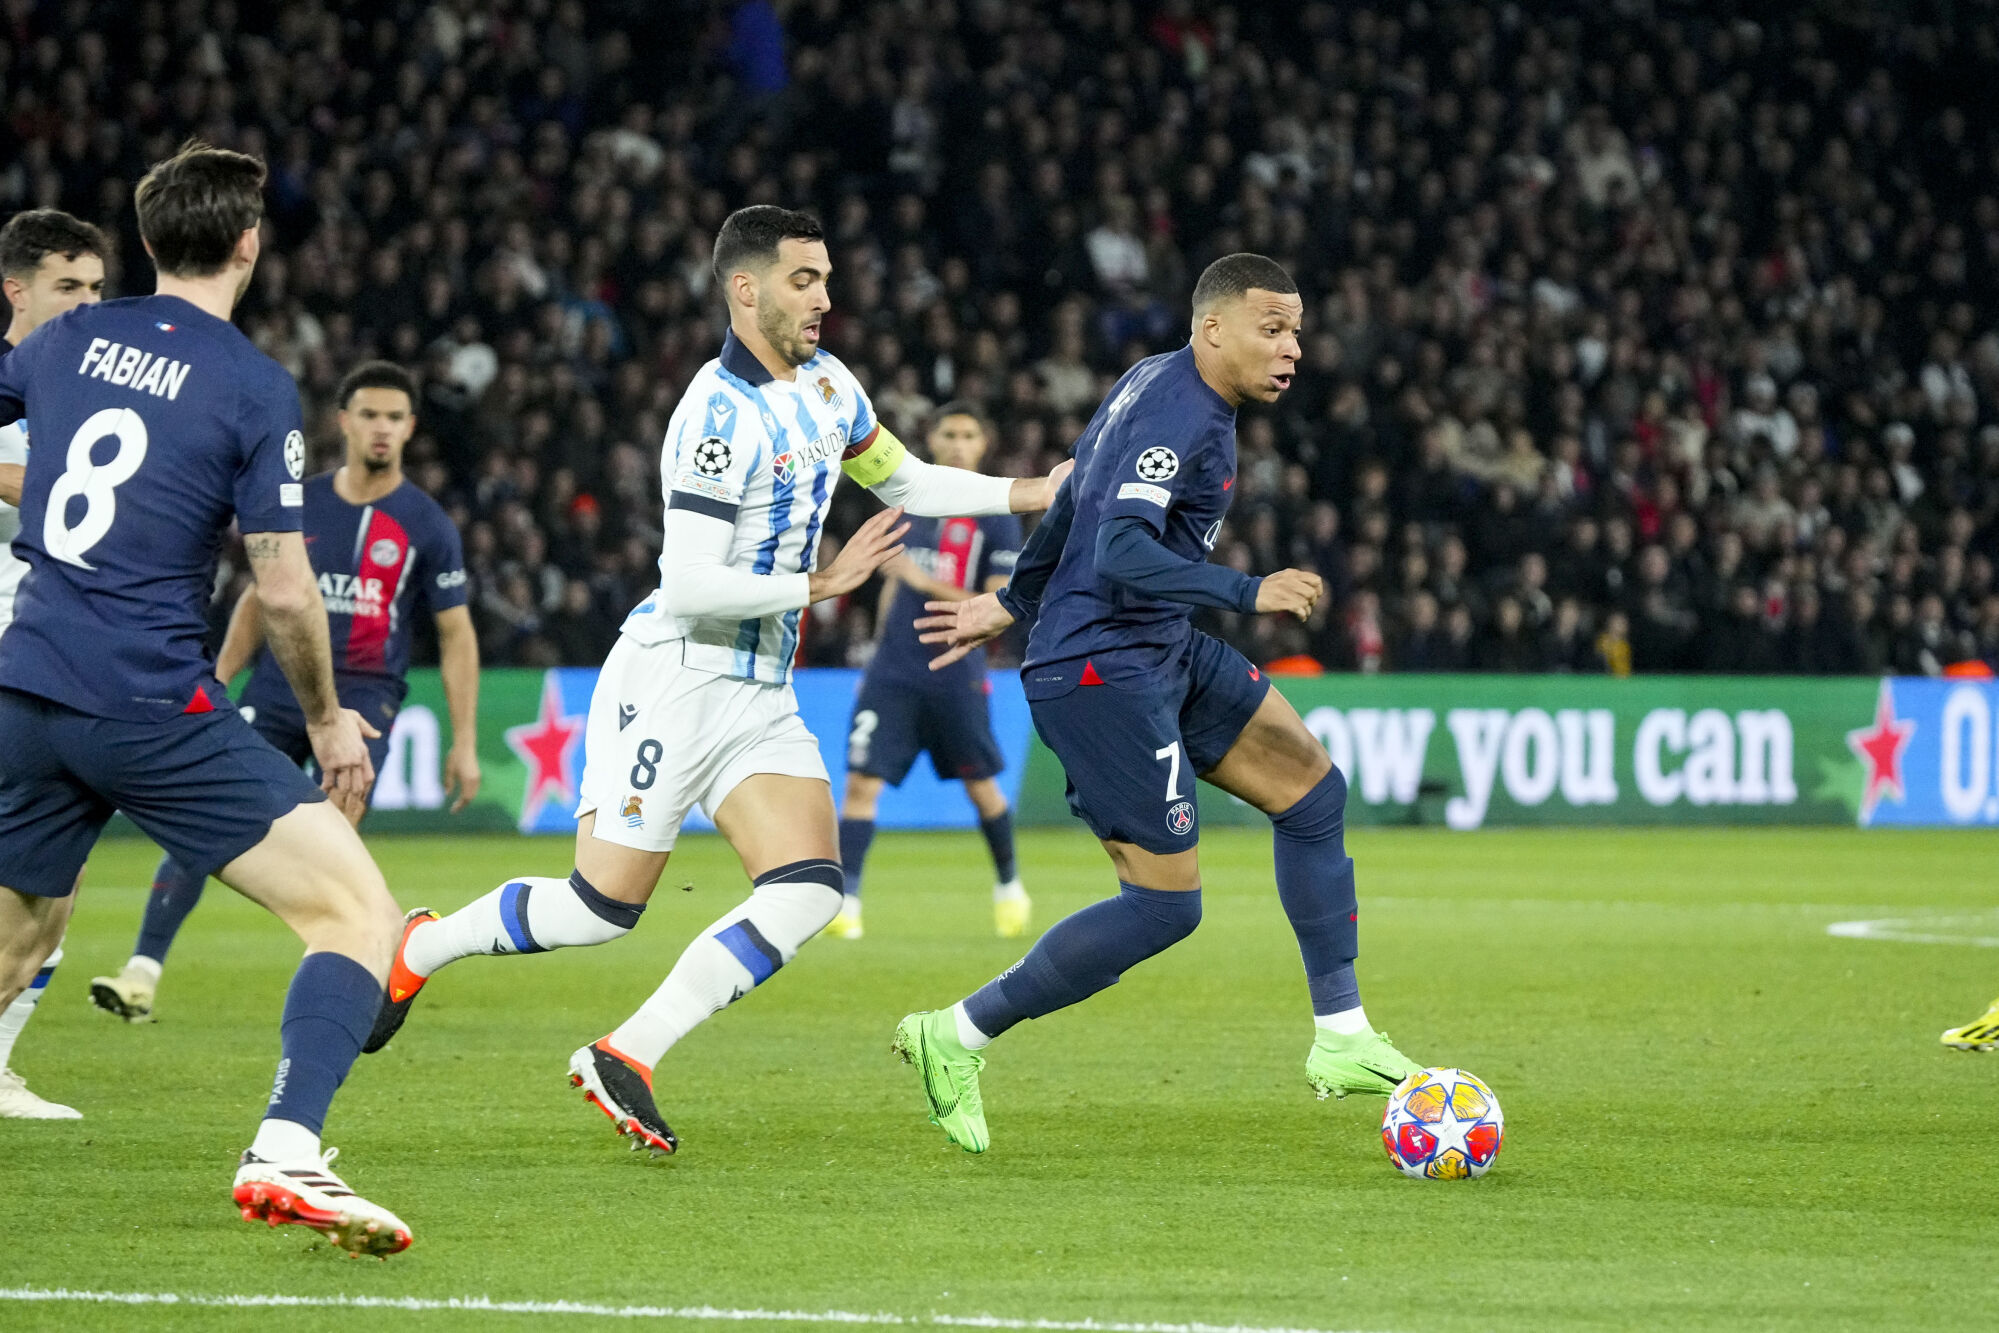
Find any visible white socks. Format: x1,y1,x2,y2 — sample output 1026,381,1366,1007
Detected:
606,859,843,1069
952,1002,993,1051
1315,1006,1371,1037
122,955,163,986
404,872,643,977
249,1117,321,1163
0,945,60,1068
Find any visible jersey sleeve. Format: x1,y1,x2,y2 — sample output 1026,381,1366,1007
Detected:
0,329,44,429
1095,406,1205,536
838,366,910,487
234,363,307,533
978,513,1023,586
665,387,760,522
421,504,470,613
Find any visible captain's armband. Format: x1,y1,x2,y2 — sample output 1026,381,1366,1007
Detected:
840,424,907,489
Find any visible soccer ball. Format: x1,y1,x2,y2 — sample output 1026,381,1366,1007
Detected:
1380,1068,1504,1180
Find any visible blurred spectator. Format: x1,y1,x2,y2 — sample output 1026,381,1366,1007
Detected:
16,0,1991,676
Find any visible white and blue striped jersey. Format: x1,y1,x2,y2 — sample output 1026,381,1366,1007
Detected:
622,330,879,685
0,416,26,634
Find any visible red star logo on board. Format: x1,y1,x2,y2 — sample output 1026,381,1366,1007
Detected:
1845,679,1915,824
505,673,584,830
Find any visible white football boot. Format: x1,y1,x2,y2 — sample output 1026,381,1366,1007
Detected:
0,1066,80,1119
232,1146,412,1256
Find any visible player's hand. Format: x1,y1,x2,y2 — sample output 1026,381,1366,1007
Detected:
916,591,1016,670
1255,568,1323,621
444,741,483,813
810,505,908,603
307,709,379,818
1014,458,1074,513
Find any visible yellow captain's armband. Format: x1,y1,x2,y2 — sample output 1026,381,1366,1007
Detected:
839,424,907,488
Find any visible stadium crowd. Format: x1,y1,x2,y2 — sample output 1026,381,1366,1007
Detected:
3,0,1997,676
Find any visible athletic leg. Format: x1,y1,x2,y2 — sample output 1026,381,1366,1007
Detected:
90,855,201,1022
896,678,1202,1151
830,770,882,938
965,776,1028,936
571,772,844,1155
602,774,844,1066
1203,684,1421,1097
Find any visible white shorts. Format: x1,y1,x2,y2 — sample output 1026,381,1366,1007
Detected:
575,635,828,853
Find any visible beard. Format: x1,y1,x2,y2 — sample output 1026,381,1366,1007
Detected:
361,452,393,475
756,297,812,368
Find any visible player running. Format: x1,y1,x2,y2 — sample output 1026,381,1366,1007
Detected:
0,208,106,1120
893,254,1423,1153
828,402,1028,942
0,143,411,1253
366,206,1066,1155
90,360,481,1024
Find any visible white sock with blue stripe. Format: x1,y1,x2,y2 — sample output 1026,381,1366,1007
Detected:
605,859,842,1069
0,945,60,1069
403,872,642,978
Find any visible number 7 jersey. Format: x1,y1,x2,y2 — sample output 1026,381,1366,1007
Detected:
0,295,306,721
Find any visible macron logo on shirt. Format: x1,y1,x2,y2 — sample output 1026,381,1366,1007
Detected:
76,338,192,401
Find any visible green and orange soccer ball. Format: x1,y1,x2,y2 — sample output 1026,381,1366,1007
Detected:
1381,1068,1504,1180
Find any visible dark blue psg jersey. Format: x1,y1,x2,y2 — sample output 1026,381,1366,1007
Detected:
870,512,1021,682
0,295,305,720
1025,345,1238,681
241,472,468,715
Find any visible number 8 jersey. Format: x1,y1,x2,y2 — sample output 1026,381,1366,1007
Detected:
0,294,305,720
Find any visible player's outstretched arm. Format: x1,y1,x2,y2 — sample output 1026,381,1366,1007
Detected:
435,605,482,813
0,462,19,507
845,424,1070,517
915,467,1079,670
212,584,265,682
245,530,379,819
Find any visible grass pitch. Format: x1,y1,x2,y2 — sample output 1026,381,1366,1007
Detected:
2,826,1995,1331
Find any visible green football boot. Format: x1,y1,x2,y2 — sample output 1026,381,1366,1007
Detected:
892,1010,990,1153
1305,1027,1424,1099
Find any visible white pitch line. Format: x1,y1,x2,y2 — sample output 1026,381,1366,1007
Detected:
1827,914,1999,947
0,1288,1382,1333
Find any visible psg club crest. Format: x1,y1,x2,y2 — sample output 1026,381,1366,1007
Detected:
1166,800,1194,836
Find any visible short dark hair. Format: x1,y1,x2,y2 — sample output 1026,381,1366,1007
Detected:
711,205,825,294
134,139,266,278
929,400,989,437
337,360,417,409
1191,252,1297,314
0,209,108,280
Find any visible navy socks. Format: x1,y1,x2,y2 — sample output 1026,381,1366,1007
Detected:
979,809,1018,883
264,952,382,1135
962,882,1201,1040
837,817,875,898
1272,766,1362,1015
136,856,206,963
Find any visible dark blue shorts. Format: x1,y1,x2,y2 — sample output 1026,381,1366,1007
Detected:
240,695,397,809
1026,633,1270,855
848,670,1004,786
0,689,326,898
